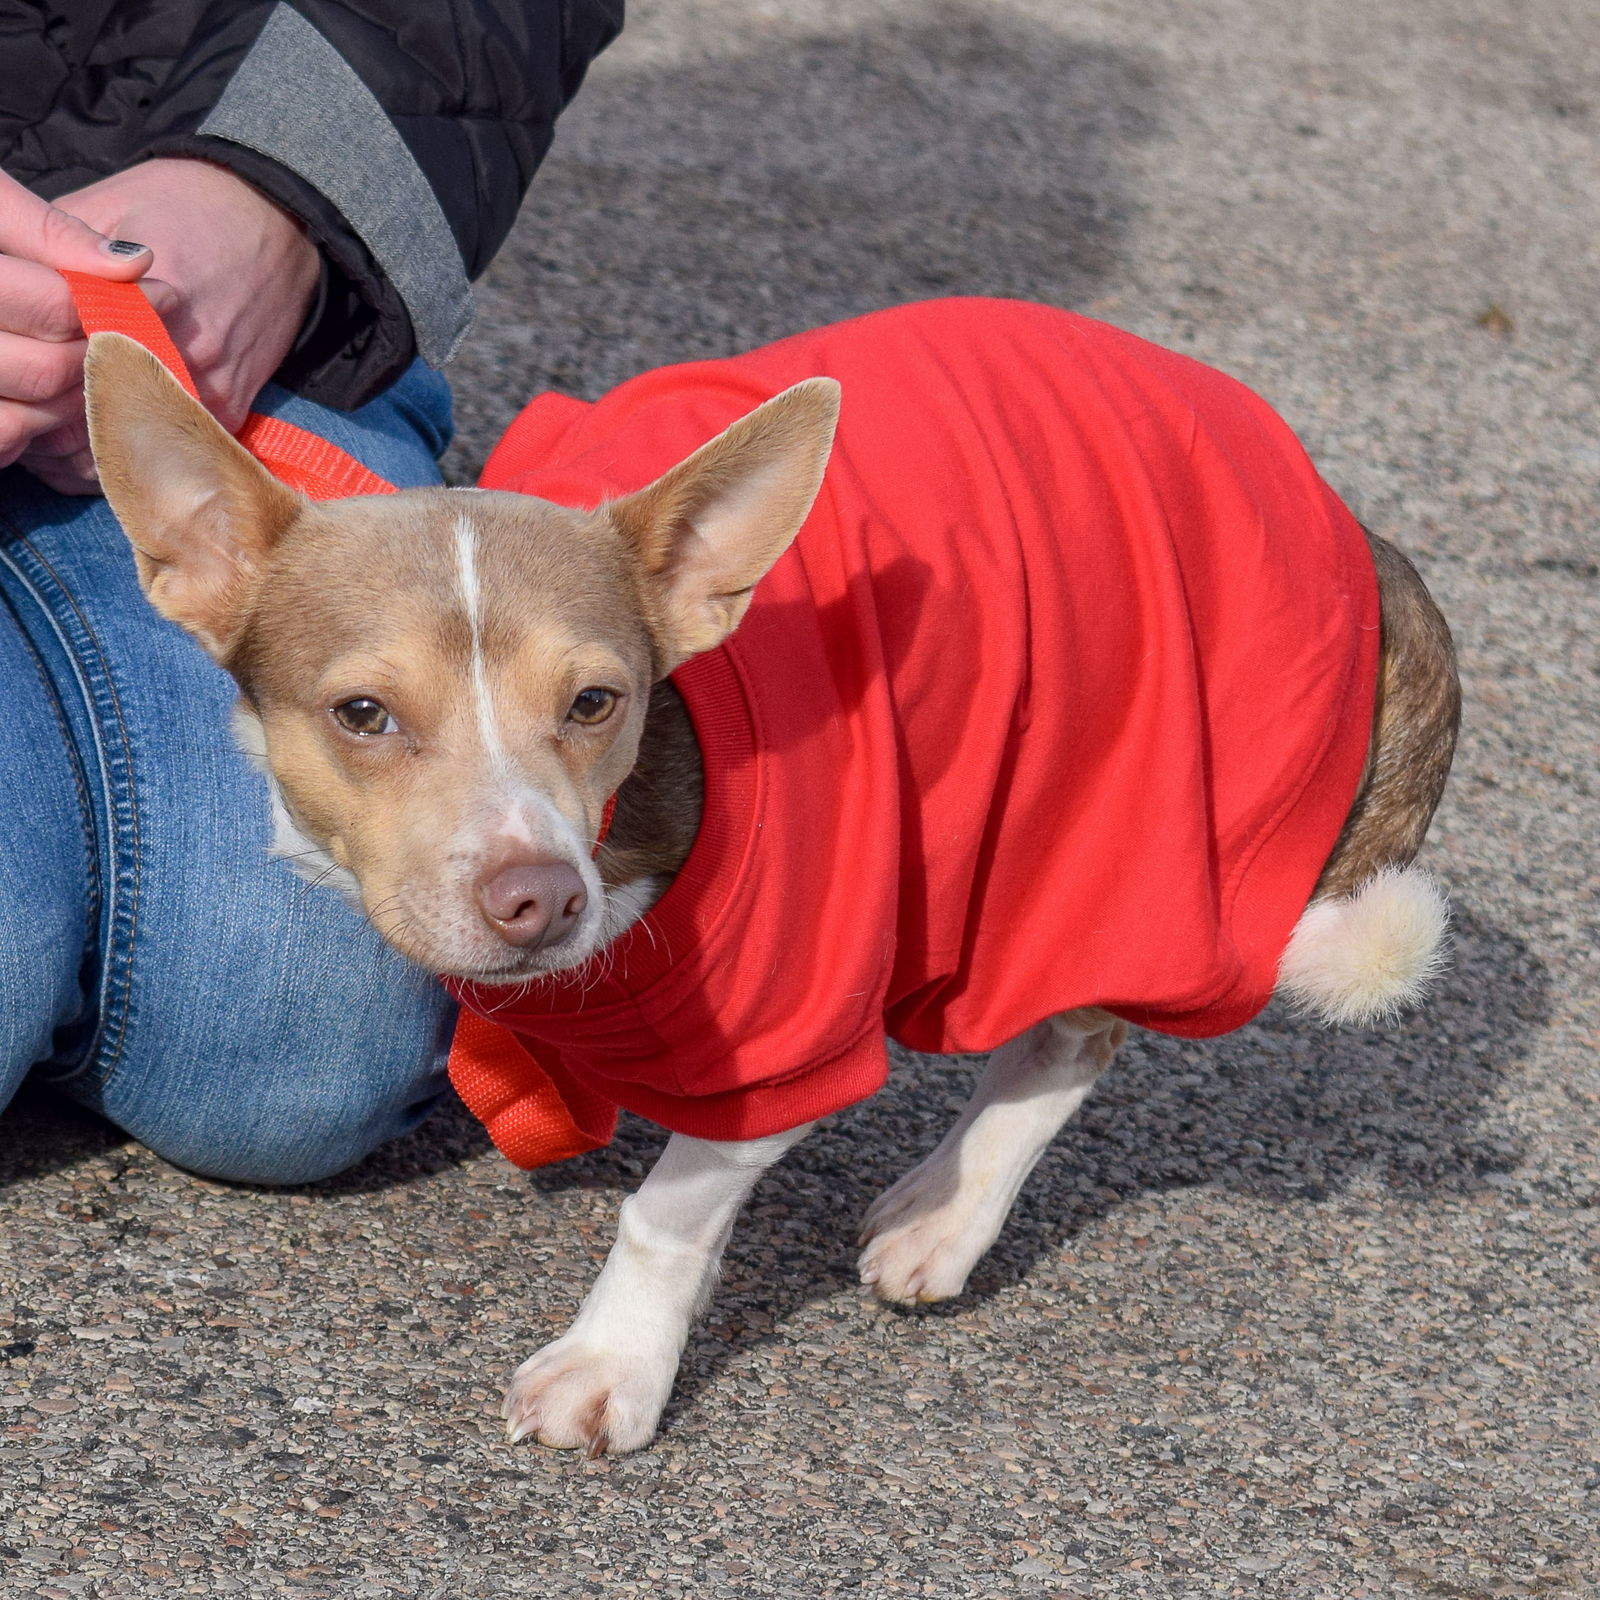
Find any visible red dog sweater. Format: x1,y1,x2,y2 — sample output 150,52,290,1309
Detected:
446,298,1379,1166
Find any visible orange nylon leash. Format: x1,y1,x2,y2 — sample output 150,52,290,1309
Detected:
61,271,395,501
62,270,201,399
63,269,615,1168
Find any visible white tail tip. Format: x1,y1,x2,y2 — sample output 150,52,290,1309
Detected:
1277,866,1450,1027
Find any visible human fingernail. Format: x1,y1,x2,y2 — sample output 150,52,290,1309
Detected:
101,239,150,258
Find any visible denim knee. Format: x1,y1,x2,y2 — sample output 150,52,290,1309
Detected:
1,364,457,1176
113,997,457,1186
0,585,96,1114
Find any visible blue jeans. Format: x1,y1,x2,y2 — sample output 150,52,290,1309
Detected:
0,363,457,1183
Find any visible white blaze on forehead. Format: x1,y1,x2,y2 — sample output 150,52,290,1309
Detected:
451,512,588,865
448,511,599,940
453,510,510,772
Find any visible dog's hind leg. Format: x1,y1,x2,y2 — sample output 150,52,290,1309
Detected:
858,1008,1126,1305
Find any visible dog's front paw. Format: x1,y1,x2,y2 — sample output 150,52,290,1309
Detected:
501,1333,677,1457
857,1164,1007,1306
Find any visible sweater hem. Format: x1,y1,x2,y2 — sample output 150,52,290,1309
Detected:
587,1027,892,1142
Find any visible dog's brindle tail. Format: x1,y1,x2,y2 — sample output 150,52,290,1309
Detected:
1314,529,1460,899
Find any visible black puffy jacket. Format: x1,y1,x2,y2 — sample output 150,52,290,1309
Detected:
1,1,623,408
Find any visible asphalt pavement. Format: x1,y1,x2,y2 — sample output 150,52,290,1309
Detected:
3,1,1596,1595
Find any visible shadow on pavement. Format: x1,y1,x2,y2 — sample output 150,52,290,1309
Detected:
0,1085,128,1190
658,898,1551,1418
446,1,1163,475
0,1077,497,1197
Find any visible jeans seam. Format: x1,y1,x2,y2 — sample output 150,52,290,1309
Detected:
0,585,102,941
0,536,144,1091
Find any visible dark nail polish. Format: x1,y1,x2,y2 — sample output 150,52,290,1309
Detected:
102,239,149,258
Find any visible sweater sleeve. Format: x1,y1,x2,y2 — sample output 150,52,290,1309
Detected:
135,0,623,409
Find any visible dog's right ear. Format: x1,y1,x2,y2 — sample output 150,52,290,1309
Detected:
607,377,841,671
84,332,304,663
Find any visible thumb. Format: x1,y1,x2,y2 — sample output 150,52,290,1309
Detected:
0,169,152,278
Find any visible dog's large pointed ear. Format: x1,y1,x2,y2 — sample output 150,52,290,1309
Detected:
607,377,840,671
84,332,304,663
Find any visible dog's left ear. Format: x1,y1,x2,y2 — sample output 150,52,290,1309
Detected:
608,377,840,670
84,332,304,664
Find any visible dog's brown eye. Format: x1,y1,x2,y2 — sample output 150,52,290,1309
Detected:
568,688,618,726
332,698,396,736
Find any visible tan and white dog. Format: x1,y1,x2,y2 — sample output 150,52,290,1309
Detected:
83,315,1459,1456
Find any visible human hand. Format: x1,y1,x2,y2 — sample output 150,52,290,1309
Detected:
22,158,321,493
0,168,171,492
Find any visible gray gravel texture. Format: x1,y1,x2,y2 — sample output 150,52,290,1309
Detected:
3,1,1597,1596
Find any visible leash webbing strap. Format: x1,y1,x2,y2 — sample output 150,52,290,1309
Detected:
62,269,201,399
61,271,395,502
62,268,616,1169
237,411,397,501
443,1007,619,1167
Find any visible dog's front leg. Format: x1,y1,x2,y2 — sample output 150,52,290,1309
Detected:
503,1122,814,1456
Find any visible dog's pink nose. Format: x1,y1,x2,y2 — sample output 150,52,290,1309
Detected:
476,862,587,949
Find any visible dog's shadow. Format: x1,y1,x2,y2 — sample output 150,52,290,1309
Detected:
635,898,1548,1422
